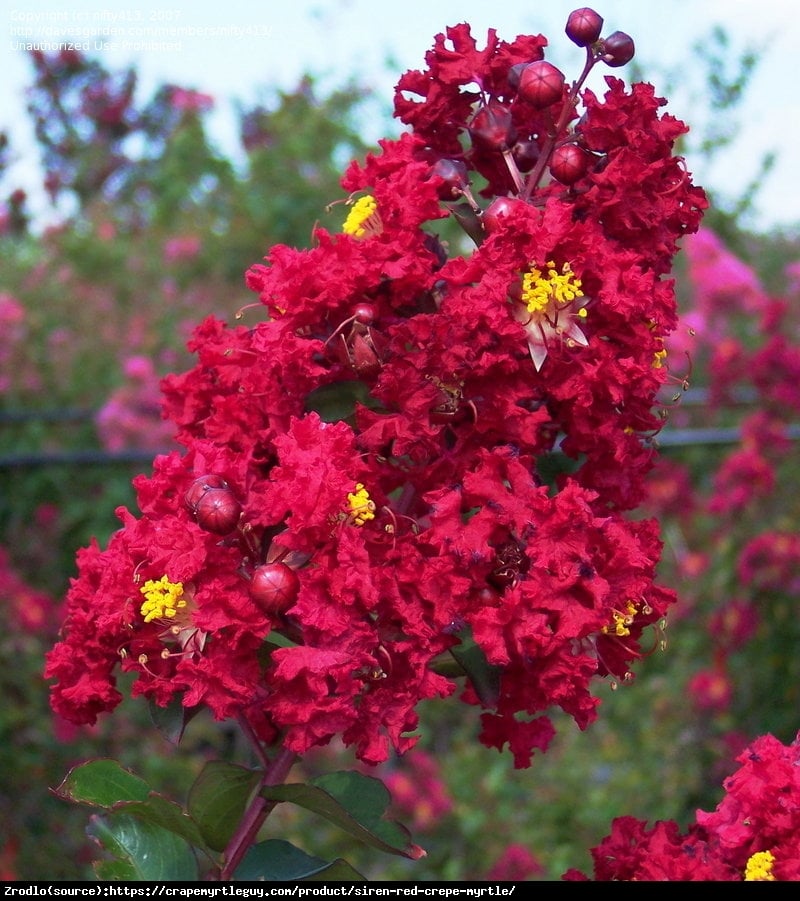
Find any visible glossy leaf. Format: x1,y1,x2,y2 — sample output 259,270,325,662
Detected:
261,771,424,859
148,696,200,745
116,794,207,850
187,761,261,853
87,812,198,881
234,839,365,881
450,638,502,709
55,759,151,808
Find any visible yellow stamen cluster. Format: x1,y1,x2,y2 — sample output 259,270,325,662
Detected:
744,850,776,881
521,260,585,314
140,576,186,624
342,195,381,238
603,601,638,638
346,483,376,526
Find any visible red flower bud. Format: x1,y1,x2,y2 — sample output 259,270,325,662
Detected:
194,486,242,535
549,144,591,184
601,31,635,67
512,139,540,173
481,197,518,235
468,102,516,152
518,61,565,109
565,8,604,47
430,159,471,200
352,302,377,325
185,474,229,512
250,562,300,614
507,62,529,91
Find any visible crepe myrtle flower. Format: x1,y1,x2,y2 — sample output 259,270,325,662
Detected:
514,259,589,370
47,11,704,769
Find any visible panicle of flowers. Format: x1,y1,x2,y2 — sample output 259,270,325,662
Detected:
46,8,705,771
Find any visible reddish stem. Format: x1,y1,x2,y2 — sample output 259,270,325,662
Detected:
521,47,597,201
218,742,298,880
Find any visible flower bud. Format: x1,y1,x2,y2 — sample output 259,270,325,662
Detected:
352,302,377,325
565,8,604,46
185,474,229,512
518,61,565,109
481,197,518,234
512,139,540,173
430,158,471,200
549,144,592,184
194,486,242,535
507,61,529,91
601,31,635,67
468,102,516,152
250,563,300,614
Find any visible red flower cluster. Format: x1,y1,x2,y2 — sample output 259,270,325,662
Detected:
564,731,800,880
46,14,705,767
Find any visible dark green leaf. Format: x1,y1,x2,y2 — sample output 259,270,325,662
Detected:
448,202,485,247
450,639,502,708
234,839,364,881
116,793,208,850
148,696,200,745
261,771,424,859
304,381,378,423
536,450,583,493
187,761,261,853
87,812,198,881
55,759,151,808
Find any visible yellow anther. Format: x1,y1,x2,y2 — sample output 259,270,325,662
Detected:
744,850,775,881
139,576,186,624
342,195,382,238
521,260,584,314
346,483,376,526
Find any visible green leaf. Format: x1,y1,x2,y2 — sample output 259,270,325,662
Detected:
450,638,502,709
536,450,583,493
304,381,379,423
116,794,208,850
187,761,261,853
55,759,151,808
234,839,365,881
261,771,424,860
87,812,198,881
148,696,200,744
448,202,485,247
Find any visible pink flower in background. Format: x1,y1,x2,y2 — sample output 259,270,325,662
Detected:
684,228,768,316
0,293,25,391
707,446,775,515
164,235,202,264
0,546,60,634
485,843,543,880
95,355,176,452
168,87,214,113
688,667,733,713
708,600,759,653
381,750,454,832
737,532,800,594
